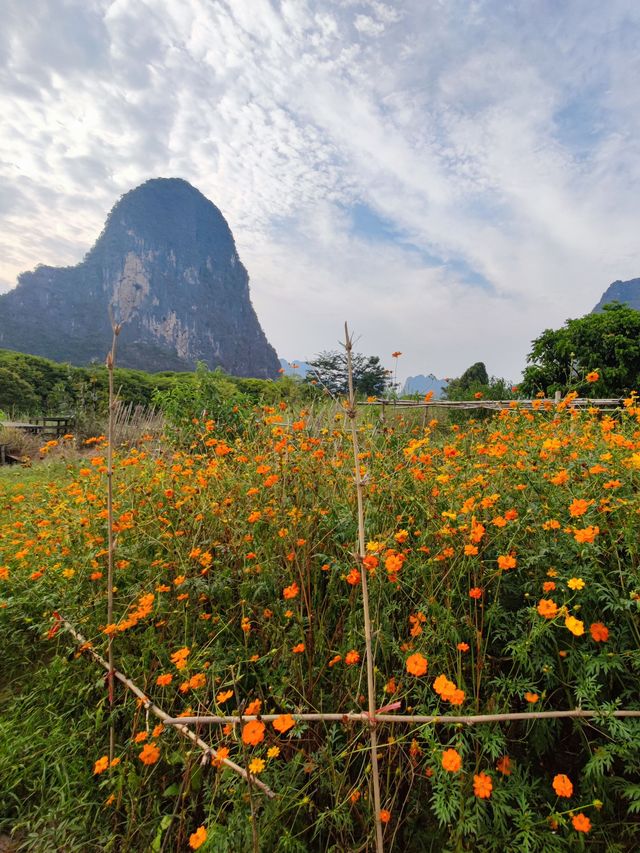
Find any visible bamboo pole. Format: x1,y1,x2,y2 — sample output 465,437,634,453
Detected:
344,323,384,853
59,616,276,799
356,398,623,411
164,709,640,727
106,319,121,762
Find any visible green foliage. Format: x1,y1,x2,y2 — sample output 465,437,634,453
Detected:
152,362,250,443
0,367,41,413
521,302,640,397
444,361,515,402
305,350,391,397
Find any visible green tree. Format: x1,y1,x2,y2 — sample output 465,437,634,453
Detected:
305,350,391,397
444,362,514,401
521,303,640,397
0,368,41,415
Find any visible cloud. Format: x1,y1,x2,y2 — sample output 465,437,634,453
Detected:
0,0,639,381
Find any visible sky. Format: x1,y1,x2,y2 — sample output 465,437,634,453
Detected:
1,0,639,383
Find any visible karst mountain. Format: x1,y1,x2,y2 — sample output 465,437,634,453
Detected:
0,178,279,377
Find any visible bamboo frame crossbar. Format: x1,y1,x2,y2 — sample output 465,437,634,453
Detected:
163,709,640,727
358,398,624,411
59,616,276,799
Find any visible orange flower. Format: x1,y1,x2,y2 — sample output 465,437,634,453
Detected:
134,731,148,743
273,714,296,734
573,525,599,544
441,748,462,772
457,642,470,652
406,652,428,676
211,746,230,767
139,742,160,765
590,622,609,642
245,699,262,715
537,599,558,619
292,642,305,654
242,720,265,745
379,809,392,823
496,756,511,775
469,587,483,599
216,689,234,703
498,554,517,570
552,773,573,797
156,673,172,686
433,674,465,705
586,371,599,383
170,647,190,669
189,826,208,849
473,772,493,798
569,498,591,517
283,581,299,599
524,692,539,704
572,813,591,833
93,755,109,774
345,650,360,665
464,544,478,556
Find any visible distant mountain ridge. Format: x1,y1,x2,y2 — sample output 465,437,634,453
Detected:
279,358,313,378
593,277,640,313
0,178,279,377
402,374,448,397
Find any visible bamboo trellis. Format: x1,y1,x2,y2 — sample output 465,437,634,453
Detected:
53,324,639,853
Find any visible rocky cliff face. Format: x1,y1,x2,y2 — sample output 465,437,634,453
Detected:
0,178,280,377
593,278,640,313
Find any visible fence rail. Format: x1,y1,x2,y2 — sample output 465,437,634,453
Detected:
358,397,624,411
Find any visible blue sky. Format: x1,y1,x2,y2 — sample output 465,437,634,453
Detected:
1,0,639,381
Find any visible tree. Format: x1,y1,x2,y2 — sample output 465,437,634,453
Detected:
305,350,391,397
521,303,640,397
444,361,514,401
0,368,40,414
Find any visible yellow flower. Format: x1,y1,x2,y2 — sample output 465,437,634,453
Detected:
567,577,585,590
565,615,585,636
267,746,281,759
248,758,265,774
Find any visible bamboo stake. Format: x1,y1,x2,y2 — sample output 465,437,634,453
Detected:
165,709,640,726
106,319,121,762
344,323,384,853
59,616,276,799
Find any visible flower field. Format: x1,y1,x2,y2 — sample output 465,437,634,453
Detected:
1,395,640,851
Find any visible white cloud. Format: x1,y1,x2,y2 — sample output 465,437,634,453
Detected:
0,0,639,380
